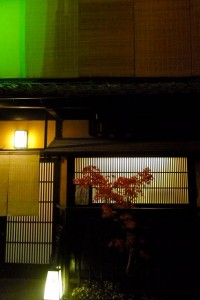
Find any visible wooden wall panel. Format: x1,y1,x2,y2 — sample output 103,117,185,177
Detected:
24,0,199,78
134,0,191,77
26,0,78,78
78,0,134,77
191,0,200,76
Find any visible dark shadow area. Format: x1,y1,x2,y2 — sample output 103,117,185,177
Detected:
65,207,200,300
0,264,49,300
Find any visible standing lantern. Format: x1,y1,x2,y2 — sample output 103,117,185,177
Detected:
43,267,63,300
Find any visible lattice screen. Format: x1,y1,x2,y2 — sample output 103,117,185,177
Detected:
5,161,54,264
74,157,189,205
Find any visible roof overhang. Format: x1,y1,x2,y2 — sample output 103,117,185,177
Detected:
45,138,200,156
0,78,200,121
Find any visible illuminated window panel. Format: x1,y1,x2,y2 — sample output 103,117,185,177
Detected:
74,157,189,205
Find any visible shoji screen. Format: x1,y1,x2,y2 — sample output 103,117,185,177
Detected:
74,157,189,205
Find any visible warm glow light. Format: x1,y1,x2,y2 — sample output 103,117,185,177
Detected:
43,269,63,300
14,130,28,148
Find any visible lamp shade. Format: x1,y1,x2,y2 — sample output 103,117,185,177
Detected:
14,130,28,148
43,269,63,300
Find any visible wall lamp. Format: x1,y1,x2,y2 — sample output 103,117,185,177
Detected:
14,130,28,149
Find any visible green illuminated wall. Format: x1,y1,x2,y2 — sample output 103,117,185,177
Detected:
0,0,25,78
0,0,78,79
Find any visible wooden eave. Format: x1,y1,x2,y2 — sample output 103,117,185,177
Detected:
44,138,200,156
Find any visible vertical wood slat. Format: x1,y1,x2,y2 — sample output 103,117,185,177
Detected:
5,161,54,264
